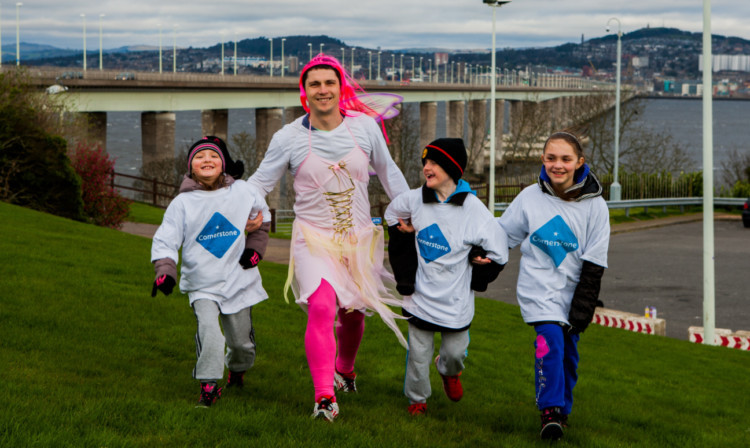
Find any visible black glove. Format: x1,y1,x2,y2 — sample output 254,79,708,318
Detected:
151,274,176,297
567,261,605,335
567,324,584,336
239,248,261,269
468,245,487,262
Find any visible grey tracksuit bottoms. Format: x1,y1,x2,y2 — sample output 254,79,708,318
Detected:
404,322,470,404
192,299,256,382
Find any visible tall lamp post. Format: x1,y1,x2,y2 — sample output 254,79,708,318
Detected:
377,51,381,81
607,17,622,201
281,38,286,77
368,51,372,80
98,14,104,70
220,32,225,75
233,33,238,76
16,3,22,66
173,25,178,73
411,56,415,81
80,14,86,72
269,38,273,78
319,43,324,55
391,54,395,81
483,0,512,211
158,23,162,74
701,0,716,345
419,56,423,79
308,43,312,61
351,48,355,75
400,54,403,82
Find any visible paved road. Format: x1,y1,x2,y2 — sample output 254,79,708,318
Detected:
479,219,750,340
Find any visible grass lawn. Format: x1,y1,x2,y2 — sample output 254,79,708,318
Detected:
3,201,747,447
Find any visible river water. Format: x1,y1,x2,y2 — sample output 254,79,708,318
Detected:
106,98,747,176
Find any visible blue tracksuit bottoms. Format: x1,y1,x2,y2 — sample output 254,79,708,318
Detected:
534,323,580,415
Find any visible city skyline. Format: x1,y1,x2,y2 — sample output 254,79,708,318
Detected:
0,1,746,52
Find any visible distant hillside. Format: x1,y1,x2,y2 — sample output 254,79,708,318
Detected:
19,28,750,78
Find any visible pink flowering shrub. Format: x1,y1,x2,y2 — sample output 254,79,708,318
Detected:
71,141,131,229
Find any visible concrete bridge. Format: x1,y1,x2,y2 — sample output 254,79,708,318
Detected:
27,66,621,183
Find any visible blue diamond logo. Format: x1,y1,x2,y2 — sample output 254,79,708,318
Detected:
417,223,451,263
530,215,579,267
196,212,241,259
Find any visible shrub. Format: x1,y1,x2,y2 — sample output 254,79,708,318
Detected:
71,141,131,229
0,69,85,221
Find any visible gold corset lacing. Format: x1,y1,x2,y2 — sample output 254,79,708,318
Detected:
324,161,357,244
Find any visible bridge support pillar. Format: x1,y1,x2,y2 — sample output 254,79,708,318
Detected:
201,109,228,141
468,99,486,175
508,100,523,137
256,107,284,209
284,106,306,124
447,100,465,139
492,99,505,169
141,112,176,169
419,101,437,150
79,112,107,152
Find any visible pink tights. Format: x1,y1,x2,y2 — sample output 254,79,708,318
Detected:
305,279,365,402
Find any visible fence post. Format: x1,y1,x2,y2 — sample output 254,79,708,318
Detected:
152,178,158,206
270,208,277,233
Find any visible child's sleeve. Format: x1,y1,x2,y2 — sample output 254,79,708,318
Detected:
568,199,610,334
151,200,184,281
244,188,272,259
468,206,510,292
385,192,418,296
496,195,529,249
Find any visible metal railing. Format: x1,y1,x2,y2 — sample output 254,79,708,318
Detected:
494,197,746,215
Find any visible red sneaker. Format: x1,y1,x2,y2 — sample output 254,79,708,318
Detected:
435,356,463,402
408,402,427,416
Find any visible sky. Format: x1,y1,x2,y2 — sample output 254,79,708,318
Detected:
3,1,748,52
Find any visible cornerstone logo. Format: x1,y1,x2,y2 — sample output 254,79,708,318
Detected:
530,215,578,267
196,212,240,258
417,223,451,263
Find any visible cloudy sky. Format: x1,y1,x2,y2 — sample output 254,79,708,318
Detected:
5,1,747,51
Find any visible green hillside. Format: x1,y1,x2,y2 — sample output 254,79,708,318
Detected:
0,201,746,447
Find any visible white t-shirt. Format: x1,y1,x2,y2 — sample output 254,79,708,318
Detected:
151,180,271,314
386,186,509,329
497,184,609,324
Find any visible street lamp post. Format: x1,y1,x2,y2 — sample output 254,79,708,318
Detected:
484,0,512,211
400,54,403,82
319,43,324,55
607,17,622,201
173,25,178,73
281,38,286,77
419,56,423,79
220,32,225,75
98,14,104,70
81,14,86,72
233,34,237,75
451,61,455,83
391,54,395,81
351,48,355,75
308,43,312,61
377,51,381,81
428,59,432,82
269,38,273,78
341,47,345,65
368,51,372,80
158,24,162,74
16,3,22,66
411,56,415,81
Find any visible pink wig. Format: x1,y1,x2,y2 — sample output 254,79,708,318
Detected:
299,54,376,118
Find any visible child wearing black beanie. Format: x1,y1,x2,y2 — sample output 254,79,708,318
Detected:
384,138,509,416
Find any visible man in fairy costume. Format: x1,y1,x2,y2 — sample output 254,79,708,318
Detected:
247,54,409,421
